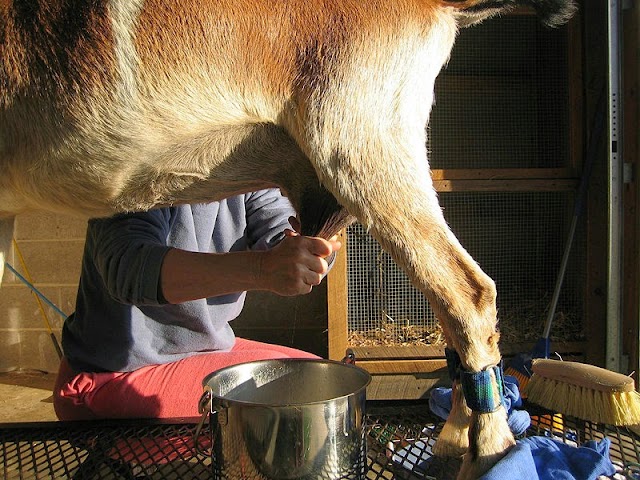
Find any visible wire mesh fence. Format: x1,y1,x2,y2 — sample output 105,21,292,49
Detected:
428,14,570,170
347,191,586,348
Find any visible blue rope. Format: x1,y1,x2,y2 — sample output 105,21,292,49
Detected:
4,262,68,320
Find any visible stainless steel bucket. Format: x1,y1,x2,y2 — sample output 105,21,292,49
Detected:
198,358,371,479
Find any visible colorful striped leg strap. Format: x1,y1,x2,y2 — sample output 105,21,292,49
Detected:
445,348,506,413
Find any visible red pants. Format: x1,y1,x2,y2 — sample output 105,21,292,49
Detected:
53,338,318,420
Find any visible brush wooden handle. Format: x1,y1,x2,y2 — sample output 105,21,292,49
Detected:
531,359,635,393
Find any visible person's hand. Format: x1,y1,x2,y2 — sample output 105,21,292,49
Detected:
258,219,341,295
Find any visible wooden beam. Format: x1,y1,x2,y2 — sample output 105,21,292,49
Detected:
327,229,348,360
355,359,447,375
350,345,445,360
433,178,578,192
350,342,586,361
430,168,576,180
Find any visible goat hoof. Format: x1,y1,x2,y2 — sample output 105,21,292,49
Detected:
433,421,468,457
456,450,510,480
456,408,515,479
433,381,471,457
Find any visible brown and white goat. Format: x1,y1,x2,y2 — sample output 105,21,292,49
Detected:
0,0,576,477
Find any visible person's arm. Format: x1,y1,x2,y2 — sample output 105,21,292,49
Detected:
160,230,341,303
87,208,174,305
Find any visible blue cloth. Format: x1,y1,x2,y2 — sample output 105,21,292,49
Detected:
63,190,296,373
429,375,531,435
479,437,616,480
392,428,615,480
393,437,616,479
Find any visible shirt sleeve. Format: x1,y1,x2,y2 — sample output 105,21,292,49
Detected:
243,189,297,251
86,208,174,306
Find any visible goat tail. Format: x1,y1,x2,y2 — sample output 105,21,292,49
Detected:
0,216,15,286
523,0,577,27
439,0,577,27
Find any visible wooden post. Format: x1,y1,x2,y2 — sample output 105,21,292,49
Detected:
327,229,348,360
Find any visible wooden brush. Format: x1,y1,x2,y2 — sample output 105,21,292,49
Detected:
524,359,640,426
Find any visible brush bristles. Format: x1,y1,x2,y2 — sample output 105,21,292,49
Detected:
504,367,531,397
526,374,640,426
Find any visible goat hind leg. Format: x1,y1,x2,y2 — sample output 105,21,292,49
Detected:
330,173,514,477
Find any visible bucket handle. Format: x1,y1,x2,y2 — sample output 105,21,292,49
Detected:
342,348,356,365
194,387,218,457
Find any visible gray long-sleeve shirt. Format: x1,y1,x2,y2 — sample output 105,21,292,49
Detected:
62,189,296,373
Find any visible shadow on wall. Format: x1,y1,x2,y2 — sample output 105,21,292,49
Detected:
234,284,329,359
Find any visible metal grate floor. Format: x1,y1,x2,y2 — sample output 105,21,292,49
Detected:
365,401,640,480
2,402,639,479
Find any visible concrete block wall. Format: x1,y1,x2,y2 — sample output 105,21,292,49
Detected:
0,212,87,373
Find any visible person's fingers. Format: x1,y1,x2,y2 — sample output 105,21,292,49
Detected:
304,237,335,258
305,271,323,287
328,238,342,252
283,223,342,258
305,257,329,277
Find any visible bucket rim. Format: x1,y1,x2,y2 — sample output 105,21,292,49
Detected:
201,357,372,408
